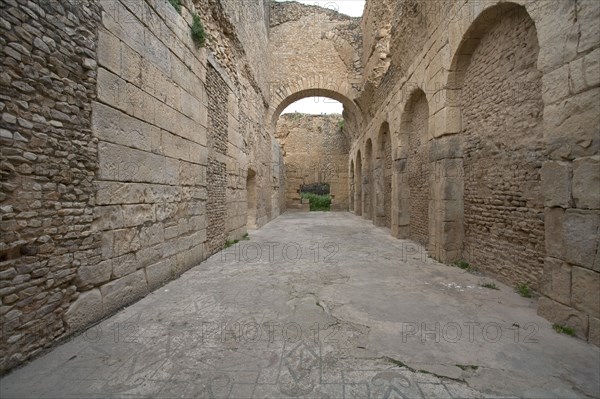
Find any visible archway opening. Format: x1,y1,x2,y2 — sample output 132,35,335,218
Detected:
246,169,258,229
274,95,352,212
401,89,430,245
452,4,544,287
355,150,362,216
375,123,392,228
363,139,373,220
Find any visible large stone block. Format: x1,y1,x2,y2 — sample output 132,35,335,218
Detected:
76,260,112,288
539,257,571,305
100,270,148,313
541,64,569,105
101,227,141,260
572,156,600,209
98,142,168,184
571,266,600,318
112,253,138,279
590,317,600,346
122,204,155,227
64,289,104,332
92,205,125,231
145,258,173,290
545,208,599,269
97,29,121,75
537,296,588,340
577,0,600,53
541,161,572,208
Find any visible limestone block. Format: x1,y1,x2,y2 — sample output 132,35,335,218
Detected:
536,1,578,72
571,266,600,318
101,227,141,259
97,28,121,74
537,296,588,340
140,222,164,248
584,48,600,88
92,205,124,231
92,101,156,153
97,68,126,111
144,28,171,76
101,270,148,313
122,204,155,227
577,0,600,53
112,253,138,278
539,257,571,305
76,260,113,288
541,161,572,208
429,135,462,162
569,57,587,95
590,317,600,346
64,289,104,332
121,42,142,86
145,258,173,290
572,156,600,209
545,208,599,269
544,88,600,160
541,64,569,104
98,142,167,184
137,245,163,268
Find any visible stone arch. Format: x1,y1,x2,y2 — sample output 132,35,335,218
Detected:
375,122,392,228
450,3,545,287
397,88,431,245
355,150,362,216
267,83,363,139
363,139,374,221
349,158,355,212
246,168,258,229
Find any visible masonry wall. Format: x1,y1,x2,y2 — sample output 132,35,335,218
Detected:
0,0,102,371
276,114,349,211
0,0,281,373
351,0,599,345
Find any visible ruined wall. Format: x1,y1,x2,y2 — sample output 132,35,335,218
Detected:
0,0,281,372
275,114,349,210
351,0,599,345
0,0,102,371
461,7,545,287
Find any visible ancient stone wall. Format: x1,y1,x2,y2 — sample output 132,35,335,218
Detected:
0,0,283,372
351,0,599,345
461,7,545,287
0,0,102,371
275,114,349,211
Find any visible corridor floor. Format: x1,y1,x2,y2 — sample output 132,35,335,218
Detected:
1,212,599,399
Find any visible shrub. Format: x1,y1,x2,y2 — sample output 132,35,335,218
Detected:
552,324,575,336
300,183,330,196
168,0,182,14
191,13,206,48
480,282,498,290
515,283,533,298
301,192,331,211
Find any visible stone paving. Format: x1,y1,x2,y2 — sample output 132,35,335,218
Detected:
1,212,599,398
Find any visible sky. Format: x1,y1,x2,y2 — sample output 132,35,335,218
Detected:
277,0,365,114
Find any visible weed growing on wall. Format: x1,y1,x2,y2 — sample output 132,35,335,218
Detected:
168,0,182,14
192,13,206,48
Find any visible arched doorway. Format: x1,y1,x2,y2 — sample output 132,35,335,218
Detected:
363,139,373,220
355,150,362,216
246,169,257,229
375,123,392,228
450,3,544,286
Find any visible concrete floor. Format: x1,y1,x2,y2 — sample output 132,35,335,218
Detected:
1,212,599,399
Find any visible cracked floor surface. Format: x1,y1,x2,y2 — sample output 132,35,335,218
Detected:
1,212,599,398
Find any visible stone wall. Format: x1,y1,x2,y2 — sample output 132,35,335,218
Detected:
0,0,102,371
0,0,283,373
351,0,599,345
275,114,349,211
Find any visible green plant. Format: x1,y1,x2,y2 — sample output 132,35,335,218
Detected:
224,239,239,249
242,233,250,240
552,324,575,336
301,192,331,211
480,282,498,290
453,259,478,273
338,119,345,130
168,0,182,14
515,283,533,298
191,13,206,48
